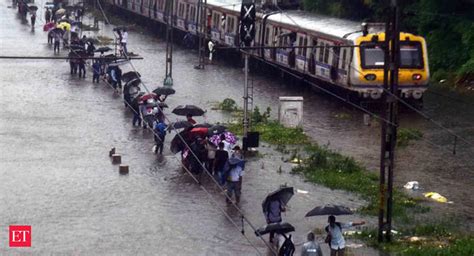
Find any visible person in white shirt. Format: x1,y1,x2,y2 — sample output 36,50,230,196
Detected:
121,29,128,55
226,146,244,204
325,215,365,256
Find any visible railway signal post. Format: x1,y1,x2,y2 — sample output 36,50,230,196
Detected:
378,0,400,243
239,0,255,150
163,0,174,86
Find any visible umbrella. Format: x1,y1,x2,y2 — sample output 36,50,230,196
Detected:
305,204,353,217
95,46,112,52
255,222,295,236
28,4,38,11
57,22,70,31
168,120,194,130
140,93,158,102
207,124,227,136
153,86,176,96
43,22,56,31
125,77,141,88
189,127,209,139
158,102,168,108
170,131,192,154
172,105,205,116
121,71,141,82
49,27,64,34
209,131,237,146
262,186,294,214
193,123,212,128
55,8,66,16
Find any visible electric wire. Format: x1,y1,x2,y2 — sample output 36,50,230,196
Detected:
91,4,278,254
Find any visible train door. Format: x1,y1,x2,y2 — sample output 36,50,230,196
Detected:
315,39,332,81
295,33,308,71
210,11,221,42
263,24,273,60
224,14,237,46
156,0,164,21
338,46,350,86
330,45,340,81
276,29,293,67
307,36,317,75
176,1,186,30
254,20,262,56
187,4,197,34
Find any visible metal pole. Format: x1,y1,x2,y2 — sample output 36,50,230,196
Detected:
243,52,249,144
195,0,205,69
163,0,173,86
386,0,400,242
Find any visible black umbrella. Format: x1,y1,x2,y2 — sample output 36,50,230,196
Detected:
153,86,176,96
262,186,294,214
158,102,168,108
125,77,141,88
121,71,141,82
305,204,353,217
255,222,295,236
207,124,227,136
193,123,212,128
170,131,191,154
85,37,99,44
95,46,112,52
168,121,194,130
172,105,205,116
49,27,65,35
28,4,38,11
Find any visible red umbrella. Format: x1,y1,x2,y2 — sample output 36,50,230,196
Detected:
140,93,158,102
189,127,208,139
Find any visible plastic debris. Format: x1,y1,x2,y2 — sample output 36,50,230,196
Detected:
424,192,452,203
404,181,420,190
296,189,308,194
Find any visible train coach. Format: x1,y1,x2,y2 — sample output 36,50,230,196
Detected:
107,0,430,101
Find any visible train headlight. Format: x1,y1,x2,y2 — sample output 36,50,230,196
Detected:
364,74,377,81
412,74,422,80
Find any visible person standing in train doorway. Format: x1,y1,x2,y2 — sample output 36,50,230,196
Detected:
121,29,128,55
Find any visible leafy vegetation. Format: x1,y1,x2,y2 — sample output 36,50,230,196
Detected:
219,98,238,111
302,0,474,87
350,220,474,256
397,128,423,147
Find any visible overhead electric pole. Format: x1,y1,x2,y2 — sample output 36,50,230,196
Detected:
378,0,400,243
163,0,174,86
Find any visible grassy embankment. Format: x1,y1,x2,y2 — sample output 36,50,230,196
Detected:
216,98,473,255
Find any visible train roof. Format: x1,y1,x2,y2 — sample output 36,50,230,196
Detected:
267,10,369,41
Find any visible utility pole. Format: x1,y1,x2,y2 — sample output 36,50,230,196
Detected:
243,52,250,141
378,0,400,243
163,0,174,86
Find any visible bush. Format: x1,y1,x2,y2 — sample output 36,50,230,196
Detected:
219,98,238,111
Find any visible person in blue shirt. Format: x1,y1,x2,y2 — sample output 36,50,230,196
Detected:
154,120,167,155
92,60,101,83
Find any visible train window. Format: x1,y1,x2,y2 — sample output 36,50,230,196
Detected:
324,43,330,63
400,42,423,68
318,42,324,62
360,43,384,68
341,49,347,70
303,37,308,56
265,27,270,45
213,13,219,29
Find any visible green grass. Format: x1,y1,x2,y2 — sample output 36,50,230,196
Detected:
351,221,474,256
397,128,423,147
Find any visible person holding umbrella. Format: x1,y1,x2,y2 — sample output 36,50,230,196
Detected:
265,198,285,243
325,215,365,256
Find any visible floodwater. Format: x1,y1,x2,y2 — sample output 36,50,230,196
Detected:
0,1,472,256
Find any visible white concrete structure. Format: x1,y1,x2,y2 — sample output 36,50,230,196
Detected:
278,96,303,128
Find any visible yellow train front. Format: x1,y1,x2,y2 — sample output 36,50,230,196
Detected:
350,32,430,101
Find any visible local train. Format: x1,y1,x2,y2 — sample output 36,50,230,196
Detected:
106,0,430,100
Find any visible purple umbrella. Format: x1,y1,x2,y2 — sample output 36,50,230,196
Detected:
209,131,237,146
